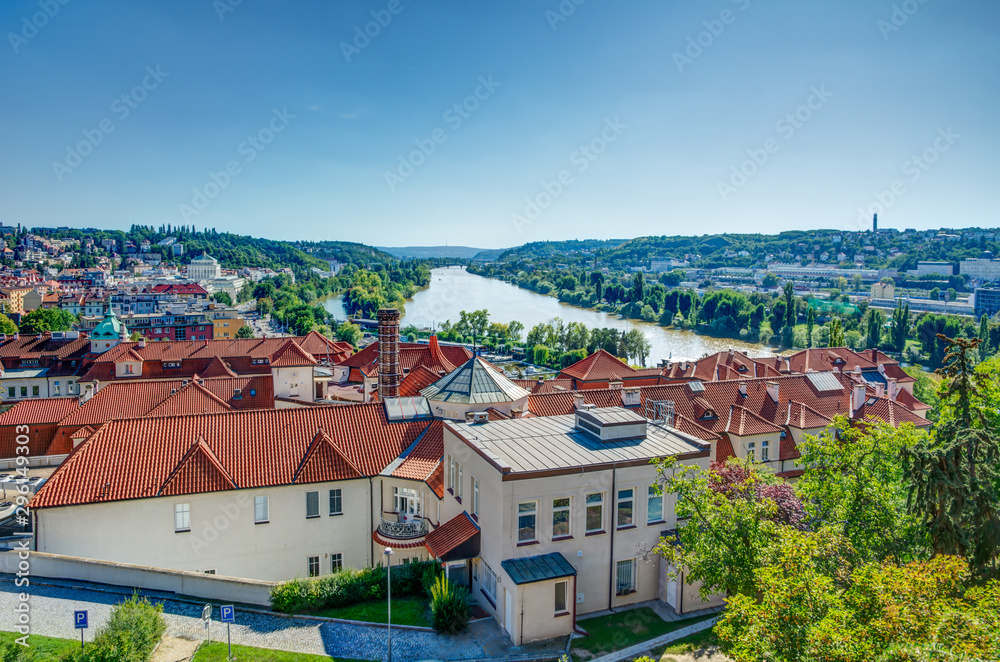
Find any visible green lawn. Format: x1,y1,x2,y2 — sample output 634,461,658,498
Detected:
571,609,716,661
194,641,371,661
311,596,431,627
1,632,81,660
651,625,721,657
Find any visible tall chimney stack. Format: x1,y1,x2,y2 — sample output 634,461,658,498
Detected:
377,308,401,398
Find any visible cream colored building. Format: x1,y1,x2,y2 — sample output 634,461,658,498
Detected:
187,253,222,281
441,406,721,645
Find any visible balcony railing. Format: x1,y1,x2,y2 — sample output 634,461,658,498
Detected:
378,516,428,539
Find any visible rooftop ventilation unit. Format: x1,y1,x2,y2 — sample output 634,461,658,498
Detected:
575,407,648,442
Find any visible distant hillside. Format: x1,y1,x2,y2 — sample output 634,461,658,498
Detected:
498,239,628,261
378,245,502,259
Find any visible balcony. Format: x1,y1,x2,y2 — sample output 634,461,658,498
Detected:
377,515,428,540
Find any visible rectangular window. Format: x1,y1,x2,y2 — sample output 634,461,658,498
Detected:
617,488,634,528
552,497,571,538
53,381,60,395
254,495,268,523
330,553,343,573
447,455,454,492
307,556,320,577
555,580,568,614
175,503,190,532
748,442,756,462
586,492,604,533
482,562,498,601
306,491,319,519
7,387,13,398
472,476,480,517
616,559,636,596
647,485,663,524
761,440,770,461
517,501,537,543
20,387,26,397
457,462,463,498
31,385,39,397
329,488,343,516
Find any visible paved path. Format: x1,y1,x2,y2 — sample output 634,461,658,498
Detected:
0,575,566,662
150,636,201,662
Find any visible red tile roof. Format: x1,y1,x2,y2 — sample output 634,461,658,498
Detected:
297,331,353,363
371,530,426,550
31,403,434,509
144,381,234,417
0,397,79,426
785,401,833,429
662,350,782,382
424,512,480,559
715,436,736,462
486,407,510,421
159,437,236,496
725,405,785,436
853,396,932,428
338,340,471,382
391,421,443,483
293,429,363,484
558,350,650,383
200,356,238,378
895,387,931,411
270,339,317,367
512,378,575,394
399,365,442,397
151,283,208,296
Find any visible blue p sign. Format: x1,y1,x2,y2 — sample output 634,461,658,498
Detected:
220,605,235,623
74,611,88,629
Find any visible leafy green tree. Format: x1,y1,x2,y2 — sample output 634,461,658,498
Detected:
828,318,845,347
507,320,524,344
532,344,550,366
623,328,651,365
979,313,989,345
212,291,233,306
18,308,75,334
457,309,490,351
0,313,17,335
589,271,604,302
235,325,254,338
256,297,273,316
806,307,815,348
762,272,780,288
903,335,1000,578
631,272,644,302
930,286,941,301
891,301,910,352
866,308,883,349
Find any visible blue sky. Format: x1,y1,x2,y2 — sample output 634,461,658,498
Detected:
1,1,997,248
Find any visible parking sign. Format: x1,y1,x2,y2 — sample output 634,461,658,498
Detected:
220,605,235,623
74,611,88,629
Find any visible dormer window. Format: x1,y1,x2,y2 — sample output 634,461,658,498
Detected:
700,409,717,420
737,365,747,372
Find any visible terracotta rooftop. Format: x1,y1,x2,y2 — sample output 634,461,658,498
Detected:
31,403,435,509
0,397,80,426
399,365,442,397
425,512,480,559
558,350,662,383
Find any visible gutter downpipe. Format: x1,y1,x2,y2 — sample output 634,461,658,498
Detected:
369,477,375,568
608,462,617,612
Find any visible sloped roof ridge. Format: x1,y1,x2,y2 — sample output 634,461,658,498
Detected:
158,436,237,496
293,427,364,483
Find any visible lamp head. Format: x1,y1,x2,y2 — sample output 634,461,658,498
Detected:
384,547,393,556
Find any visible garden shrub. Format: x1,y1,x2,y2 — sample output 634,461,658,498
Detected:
429,574,470,634
63,594,166,662
270,560,435,613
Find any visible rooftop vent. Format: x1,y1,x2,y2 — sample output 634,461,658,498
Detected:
575,407,647,442
465,411,489,424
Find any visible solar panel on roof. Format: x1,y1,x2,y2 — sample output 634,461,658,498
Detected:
806,371,843,392
383,396,432,421
687,381,705,392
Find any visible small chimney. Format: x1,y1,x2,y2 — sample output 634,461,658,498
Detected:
728,348,733,358
852,382,867,415
573,394,585,410
465,411,476,423
377,308,401,398
887,377,898,401
537,377,544,385
875,383,884,398
622,387,641,407
738,382,747,397
854,364,861,373
138,337,146,348
877,363,885,374
766,381,779,403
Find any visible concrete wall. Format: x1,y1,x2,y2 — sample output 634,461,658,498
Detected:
0,550,275,606
272,367,310,399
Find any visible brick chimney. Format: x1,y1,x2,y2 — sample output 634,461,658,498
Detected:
377,308,401,398
766,381,779,403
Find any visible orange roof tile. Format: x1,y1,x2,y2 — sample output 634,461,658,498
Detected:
270,339,318,367
425,512,480,559
293,429,363,484
399,365,441,397
159,437,237,496
392,421,443,483
0,397,79,426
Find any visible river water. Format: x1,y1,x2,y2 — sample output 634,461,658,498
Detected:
322,267,776,366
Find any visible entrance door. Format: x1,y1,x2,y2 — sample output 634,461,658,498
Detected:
504,587,514,638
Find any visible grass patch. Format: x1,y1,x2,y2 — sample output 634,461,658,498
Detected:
571,609,716,661
311,596,431,627
650,625,721,657
0,632,81,661
194,641,370,661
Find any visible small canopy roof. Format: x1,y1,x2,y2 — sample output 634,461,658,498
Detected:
502,552,577,585
420,356,530,405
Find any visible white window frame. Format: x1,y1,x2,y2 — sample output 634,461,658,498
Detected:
174,503,190,532
554,580,569,614
306,491,319,519
552,496,571,539
254,495,269,524
329,488,343,516
616,558,636,596
617,488,635,529
747,441,756,462
330,553,343,573
761,439,770,461
472,476,479,518
482,561,498,601
307,556,320,577
586,492,604,534
517,500,538,543
647,484,663,524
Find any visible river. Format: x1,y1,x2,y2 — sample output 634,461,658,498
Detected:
322,267,777,366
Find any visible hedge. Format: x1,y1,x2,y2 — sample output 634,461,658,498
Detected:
270,561,437,614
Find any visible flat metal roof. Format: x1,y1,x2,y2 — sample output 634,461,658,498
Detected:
449,408,707,474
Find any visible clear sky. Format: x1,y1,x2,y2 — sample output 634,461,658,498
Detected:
1,1,997,248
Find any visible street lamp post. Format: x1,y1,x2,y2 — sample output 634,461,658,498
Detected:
384,547,393,662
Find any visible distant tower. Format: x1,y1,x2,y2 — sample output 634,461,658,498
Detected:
377,308,401,398
873,213,878,232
